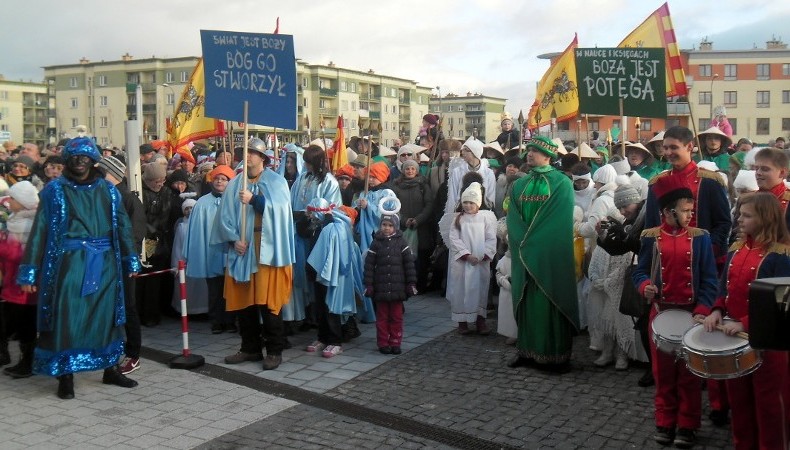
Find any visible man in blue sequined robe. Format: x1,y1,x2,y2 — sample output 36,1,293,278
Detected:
17,137,141,399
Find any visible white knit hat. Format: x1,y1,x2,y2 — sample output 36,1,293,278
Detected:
181,198,197,213
460,181,483,207
8,180,39,210
462,137,484,160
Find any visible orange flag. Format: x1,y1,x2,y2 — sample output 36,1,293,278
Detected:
618,2,688,97
166,58,224,156
331,115,348,172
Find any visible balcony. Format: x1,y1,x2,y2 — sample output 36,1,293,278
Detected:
666,102,690,116
142,104,158,113
399,113,410,121
369,111,381,120
141,83,157,92
399,95,410,104
360,93,379,101
319,87,337,97
318,107,338,116
465,110,485,116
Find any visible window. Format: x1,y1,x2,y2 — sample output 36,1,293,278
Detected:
757,118,770,135
699,91,712,105
613,120,621,129
729,118,737,135
699,118,709,131
724,64,737,80
70,98,78,108
783,91,790,104
723,91,737,106
351,119,357,129
784,64,790,76
0,91,8,100
383,105,388,113
71,118,78,128
166,72,174,83
391,122,396,131
127,74,138,84
351,101,356,111
99,96,108,107
341,100,348,111
100,116,108,128
458,118,464,125
302,98,307,107
69,77,78,87
0,125,7,131
393,105,398,115
698,65,712,77
782,118,790,131
384,122,389,131
301,77,308,88
319,99,327,109
166,93,175,105
757,91,770,108
589,121,599,131
340,81,347,91
342,118,348,128
457,105,464,111
757,64,770,80
641,119,652,131
98,75,107,86
418,95,424,104
180,71,188,82
350,82,356,93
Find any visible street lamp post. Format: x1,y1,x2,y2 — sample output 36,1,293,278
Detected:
708,73,718,120
162,83,176,122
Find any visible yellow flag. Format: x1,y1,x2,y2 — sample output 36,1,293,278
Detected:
618,2,687,97
528,34,579,129
331,115,348,172
166,58,224,155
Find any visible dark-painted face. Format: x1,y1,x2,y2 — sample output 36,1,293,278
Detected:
66,155,93,178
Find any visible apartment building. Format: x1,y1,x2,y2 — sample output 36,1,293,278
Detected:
684,37,790,143
43,55,457,149
0,77,48,147
428,93,507,143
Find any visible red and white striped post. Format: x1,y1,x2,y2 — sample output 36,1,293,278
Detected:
168,259,205,369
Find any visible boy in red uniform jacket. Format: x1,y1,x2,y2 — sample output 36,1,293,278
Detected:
633,176,719,449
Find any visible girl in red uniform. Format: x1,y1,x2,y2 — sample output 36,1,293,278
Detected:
704,191,790,450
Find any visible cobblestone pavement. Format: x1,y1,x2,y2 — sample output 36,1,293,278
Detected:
0,292,735,449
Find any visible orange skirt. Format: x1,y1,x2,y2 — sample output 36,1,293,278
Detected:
224,264,293,314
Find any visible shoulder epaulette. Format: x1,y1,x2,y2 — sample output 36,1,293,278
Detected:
768,243,790,256
697,168,727,187
648,170,670,185
687,227,707,237
641,227,661,238
729,241,745,252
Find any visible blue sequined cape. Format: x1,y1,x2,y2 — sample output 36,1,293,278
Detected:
17,176,141,376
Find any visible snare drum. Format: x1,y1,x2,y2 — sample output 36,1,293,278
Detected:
681,322,762,380
651,309,694,355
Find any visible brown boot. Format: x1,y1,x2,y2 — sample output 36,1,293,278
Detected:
476,316,490,336
262,354,282,370
458,322,473,335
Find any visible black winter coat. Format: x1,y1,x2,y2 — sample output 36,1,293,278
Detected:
364,230,417,302
117,179,147,251
391,175,434,251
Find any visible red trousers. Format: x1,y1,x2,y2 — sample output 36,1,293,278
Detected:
707,379,729,412
375,301,404,348
725,351,789,450
649,308,702,429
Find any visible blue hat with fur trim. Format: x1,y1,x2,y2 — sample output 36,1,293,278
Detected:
63,137,101,162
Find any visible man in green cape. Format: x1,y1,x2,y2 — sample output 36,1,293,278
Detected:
506,136,579,374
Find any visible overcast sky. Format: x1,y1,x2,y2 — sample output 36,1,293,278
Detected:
2,0,789,117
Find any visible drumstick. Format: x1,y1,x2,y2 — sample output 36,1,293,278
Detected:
693,317,749,340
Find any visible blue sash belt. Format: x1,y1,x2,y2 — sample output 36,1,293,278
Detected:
62,237,112,297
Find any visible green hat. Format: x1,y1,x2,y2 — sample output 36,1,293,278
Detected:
487,158,501,169
525,136,558,159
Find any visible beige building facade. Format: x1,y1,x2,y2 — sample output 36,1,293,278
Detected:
429,93,507,143
0,78,48,147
